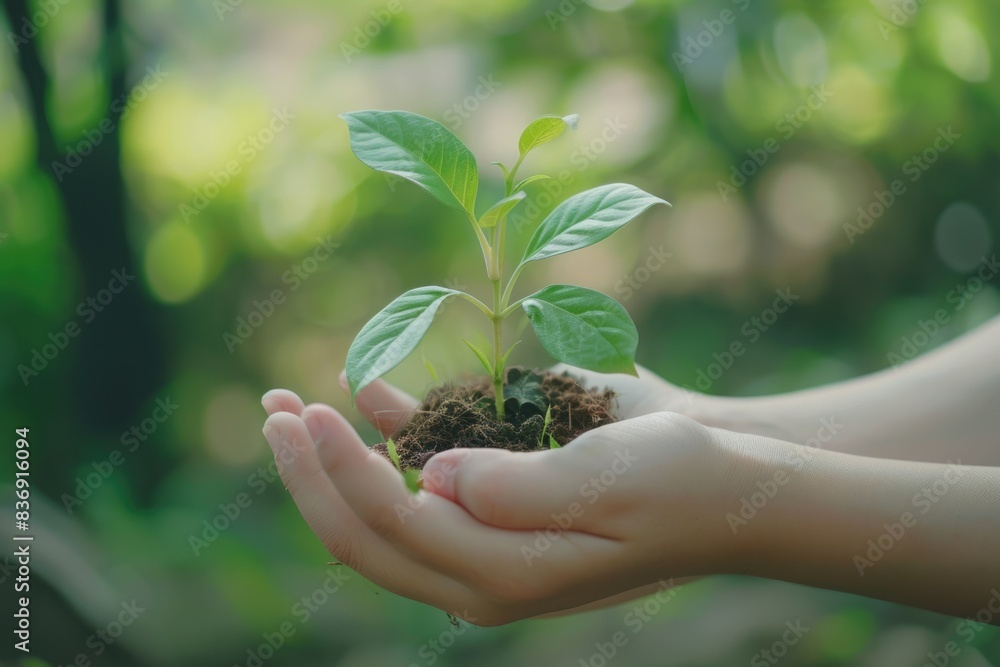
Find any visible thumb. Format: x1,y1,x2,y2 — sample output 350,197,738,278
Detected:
420,447,593,530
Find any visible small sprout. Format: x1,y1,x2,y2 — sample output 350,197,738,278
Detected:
386,437,422,494
403,468,422,494
503,368,547,418
540,405,561,448
422,353,439,382
341,110,669,422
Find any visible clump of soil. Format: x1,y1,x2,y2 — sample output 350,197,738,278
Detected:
372,367,617,470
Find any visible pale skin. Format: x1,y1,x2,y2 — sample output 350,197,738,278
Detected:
261,316,1000,626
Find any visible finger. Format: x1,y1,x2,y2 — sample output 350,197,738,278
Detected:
261,411,472,609
420,419,646,533
551,363,666,418
339,370,419,436
420,447,607,531
262,389,306,416
306,403,623,601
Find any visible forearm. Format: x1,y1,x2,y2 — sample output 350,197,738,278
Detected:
692,317,1000,465
723,430,1000,620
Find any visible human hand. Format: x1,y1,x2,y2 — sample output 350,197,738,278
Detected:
261,381,758,624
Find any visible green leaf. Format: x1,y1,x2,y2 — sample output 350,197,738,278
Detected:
463,339,493,375
478,191,526,229
512,174,550,192
492,161,510,181
340,110,478,214
503,367,548,418
403,468,422,493
500,340,521,367
519,184,669,266
518,114,578,156
422,353,439,382
539,405,553,448
385,437,402,472
522,285,638,375
346,286,458,399
549,434,561,449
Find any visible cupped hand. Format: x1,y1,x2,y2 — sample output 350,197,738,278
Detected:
548,363,699,419
259,372,757,625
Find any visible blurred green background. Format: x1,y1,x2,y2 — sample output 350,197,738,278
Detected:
2,0,999,665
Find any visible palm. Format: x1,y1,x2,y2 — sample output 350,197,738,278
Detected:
552,363,684,420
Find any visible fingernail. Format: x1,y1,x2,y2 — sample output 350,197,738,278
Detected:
422,450,461,500
303,413,324,446
263,424,280,451
338,371,349,392
261,394,281,415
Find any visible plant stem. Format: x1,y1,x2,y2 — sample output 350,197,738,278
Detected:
491,277,505,420
506,153,526,196
490,150,529,420
500,262,526,311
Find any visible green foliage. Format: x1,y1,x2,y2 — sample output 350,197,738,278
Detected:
386,437,421,493
345,286,459,399
519,184,669,265
502,367,548,417
541,406,560,449
339,110,478,215
522,284,638,375
518,114,578,155
478,191,526,229
342,110,667,418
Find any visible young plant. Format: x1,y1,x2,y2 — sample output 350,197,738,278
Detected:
341,110,669,421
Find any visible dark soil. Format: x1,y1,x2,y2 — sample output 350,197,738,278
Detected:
372,367,617,470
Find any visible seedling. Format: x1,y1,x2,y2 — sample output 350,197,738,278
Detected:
385,437,421,493
540,406,560,449
341,110,669,425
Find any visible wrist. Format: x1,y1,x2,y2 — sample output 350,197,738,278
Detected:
682,390,813,445
705,427,800,574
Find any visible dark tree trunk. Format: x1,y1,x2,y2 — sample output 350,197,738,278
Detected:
4,0,168,498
